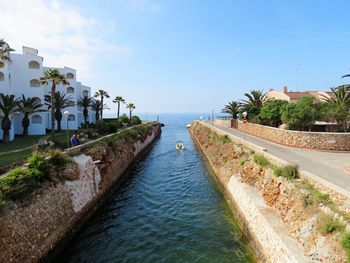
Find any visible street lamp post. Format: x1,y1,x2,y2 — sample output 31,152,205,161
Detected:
64,111,70,148
242,111,248,140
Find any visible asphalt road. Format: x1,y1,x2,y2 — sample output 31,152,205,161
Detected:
214,124,350,193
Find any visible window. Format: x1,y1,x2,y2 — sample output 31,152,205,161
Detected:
32,115,42,124
67,87,74,93
30,79,40,87
66,73,74,79
68,114,75,121
82,90,89,97
0,72,4,81
28,61,40,69
68,100,75,107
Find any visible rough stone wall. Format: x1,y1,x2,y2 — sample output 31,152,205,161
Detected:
235,120,350,151
190,122,348,262
0,123,161,263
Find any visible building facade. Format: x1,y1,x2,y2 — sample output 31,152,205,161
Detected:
0,46,95,141
267,86,332,102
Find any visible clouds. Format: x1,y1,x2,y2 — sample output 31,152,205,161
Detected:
0,0,131,81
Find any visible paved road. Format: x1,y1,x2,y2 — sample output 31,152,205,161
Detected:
213,124,350,192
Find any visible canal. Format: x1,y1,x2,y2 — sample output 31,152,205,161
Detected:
55,114,254,262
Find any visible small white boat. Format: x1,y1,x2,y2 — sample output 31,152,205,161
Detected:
176,141,185,151
186,124,191,128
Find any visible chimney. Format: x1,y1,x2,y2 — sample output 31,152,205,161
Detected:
283,86,288,93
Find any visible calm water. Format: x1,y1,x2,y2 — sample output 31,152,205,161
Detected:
55,114,254,263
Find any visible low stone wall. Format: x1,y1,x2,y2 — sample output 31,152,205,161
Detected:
0,123,161,263
236,121,350,151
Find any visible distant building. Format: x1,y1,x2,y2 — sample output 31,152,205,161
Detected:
266,86,332,102
0,46,95,141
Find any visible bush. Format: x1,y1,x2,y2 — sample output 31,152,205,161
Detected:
131,116,142,125
0,168,41,201
253,154,270,167
273,165,299,180
119,114,129,124
27,153,51,180
320,215,345,234
273,166,283,177
240,160,246,166
220,135,231,144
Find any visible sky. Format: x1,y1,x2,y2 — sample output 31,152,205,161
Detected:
1,0,350,115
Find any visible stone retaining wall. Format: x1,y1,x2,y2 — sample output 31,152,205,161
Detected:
0,123,161,263
215,119,350,151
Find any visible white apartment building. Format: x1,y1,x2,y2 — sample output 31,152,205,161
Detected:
0,46,95,141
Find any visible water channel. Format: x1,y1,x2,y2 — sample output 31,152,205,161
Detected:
55,114,254,263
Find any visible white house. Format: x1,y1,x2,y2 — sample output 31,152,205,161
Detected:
0,46,95,141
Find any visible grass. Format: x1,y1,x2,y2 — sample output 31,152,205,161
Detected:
0,135,43,153
253,153,270,167
342,233,350,261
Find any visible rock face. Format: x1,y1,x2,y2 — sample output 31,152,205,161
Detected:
190,121,348,262
0,123,161,263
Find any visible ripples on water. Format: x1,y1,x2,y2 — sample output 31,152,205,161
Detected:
55,114,254,263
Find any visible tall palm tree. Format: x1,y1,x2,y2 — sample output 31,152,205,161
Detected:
40,69,69,134
0,39,14,68
222,101,240,119
126,103,136,126
241,89,268,117
91,100,108,121
112,96,125,119
94,90,109,120
0,93,20,143
78,96,92,125
18,95,45,136
321,85,350,106
45,91,72,132
341,74,350,78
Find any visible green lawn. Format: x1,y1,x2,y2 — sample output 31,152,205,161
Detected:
0,135,43,153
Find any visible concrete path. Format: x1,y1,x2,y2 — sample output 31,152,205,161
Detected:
213,124,350,192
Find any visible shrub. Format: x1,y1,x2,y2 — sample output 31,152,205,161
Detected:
220,135,231,144
95,120,110,134
131,116,142,125
0,168,41,201
253,154,270,167
342,232,350,249
27,153,51,180
240,160,246,166
119,114,129,124
320,215,345,234
283,165,299,179
273,166,283,177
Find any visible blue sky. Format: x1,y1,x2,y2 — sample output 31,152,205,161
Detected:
2,0,350,114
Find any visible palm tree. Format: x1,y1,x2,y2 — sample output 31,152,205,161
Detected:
126,103,136,126
78,96,92,125
40,69,69,134
241,89,268,117
94,90,109,120
45,91,72,132
112,96,125,119
18,95,45,136
222,101,240,119
341,74,350,78
0,93,20,143
0,39,14,68
91,100,109,121
321,85,350,106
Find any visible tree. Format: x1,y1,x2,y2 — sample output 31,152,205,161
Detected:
321,85,350,106
281,96,321,131
0,93,20,142
94,90,109,120
241,90,268,118
91,100,108,121
259,99,288,127
112,96,125,119
221,101,240,119
0,39,14,68
40,69,69,134
126,103,136,126
45,91,72,132
78,96,92,125
18,95,45,136
321,103,349,132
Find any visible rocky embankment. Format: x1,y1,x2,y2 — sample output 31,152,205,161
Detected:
0,122,161,263
190,121,349,263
